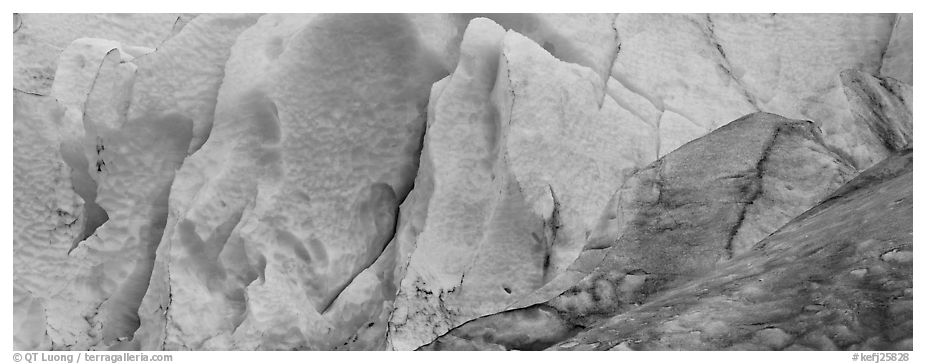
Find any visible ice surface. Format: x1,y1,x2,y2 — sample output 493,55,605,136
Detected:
427,112,857,350
133,14,448,350
880,14,913,85
14,92,77,350
13,14,182,95
11,13,913,351
388,19,657,350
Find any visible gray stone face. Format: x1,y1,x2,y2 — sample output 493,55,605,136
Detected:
551,150,912,351
423,112,864,350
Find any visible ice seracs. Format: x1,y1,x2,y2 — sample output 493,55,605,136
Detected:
11,13,914,351
14,91,76,350
388,18,655,350
134,14,449,350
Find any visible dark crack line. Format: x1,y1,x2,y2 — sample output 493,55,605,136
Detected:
655,110,664,157
652,159,682,228
878,14,900,74
321,104,429,316
13,13,23,33
541,185,561,282
13,87,45,96
704,14,760,110
503,52,517,128
320,200,400,315
365,94,436,338
723,125,782,258
154,223,176,350
385,232,422,338
850,74,911,152
599,13,622,108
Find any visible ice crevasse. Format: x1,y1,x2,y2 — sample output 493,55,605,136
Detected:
12,13,912,350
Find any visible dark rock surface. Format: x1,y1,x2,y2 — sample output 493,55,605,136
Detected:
550,149,912,350
840,69,913,154
423,112,865,350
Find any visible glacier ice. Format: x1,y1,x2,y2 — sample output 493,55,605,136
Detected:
12,13,913,351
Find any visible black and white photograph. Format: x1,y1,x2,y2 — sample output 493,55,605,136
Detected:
7,2,918,360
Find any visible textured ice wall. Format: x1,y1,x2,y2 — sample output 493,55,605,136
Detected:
12,13,912,350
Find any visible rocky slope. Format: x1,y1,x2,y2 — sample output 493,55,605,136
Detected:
549,149,913,351
421,111,858,350
12,13,913,350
